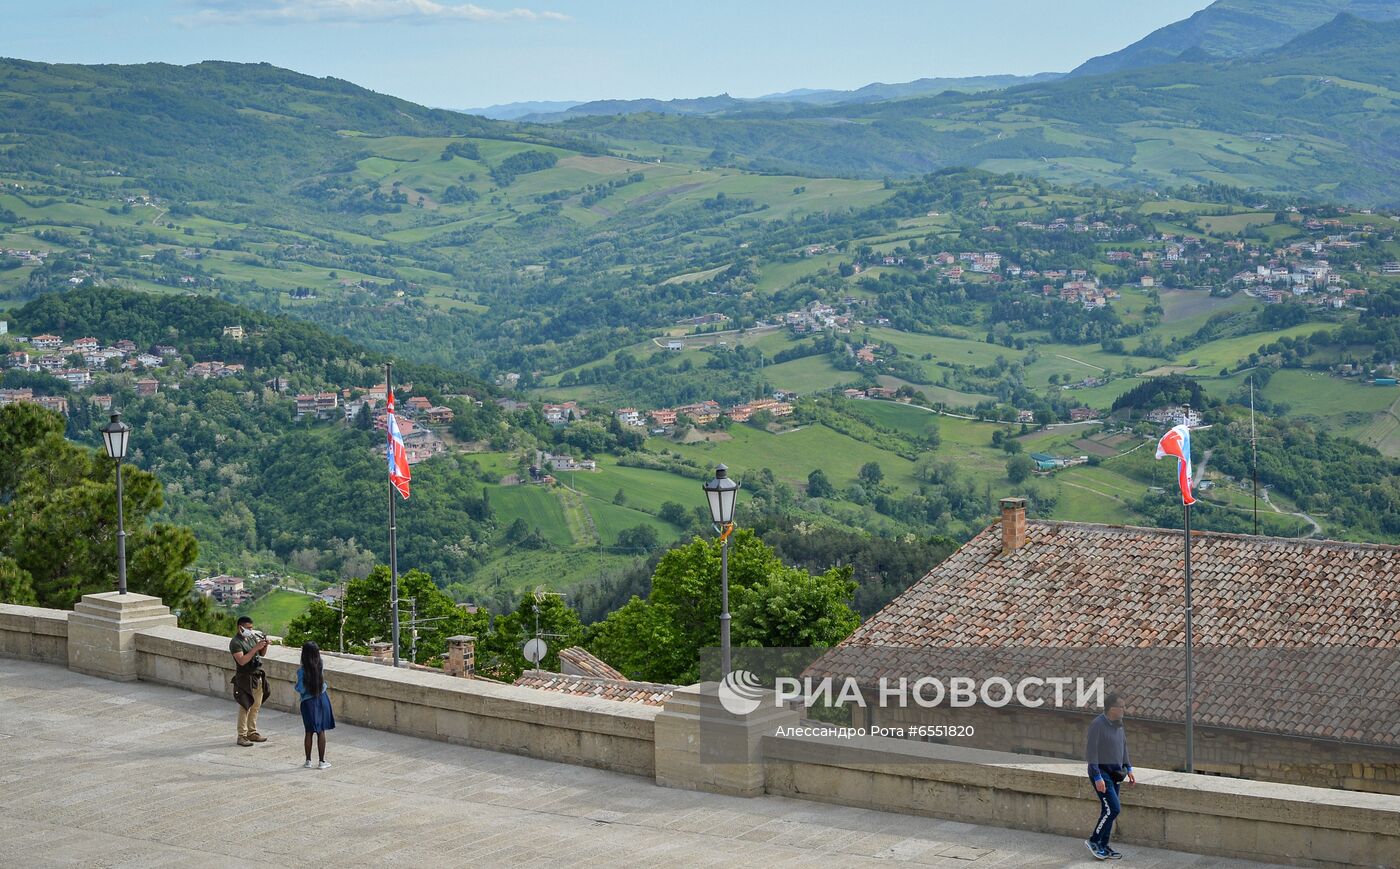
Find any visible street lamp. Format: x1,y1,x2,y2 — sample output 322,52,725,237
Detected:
702,464,740,676
100,412,131,595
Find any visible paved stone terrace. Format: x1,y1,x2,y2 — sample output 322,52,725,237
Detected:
0,659,1283,868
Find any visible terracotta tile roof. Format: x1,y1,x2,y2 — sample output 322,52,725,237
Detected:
558,646,625,680
512,671,676,707
822,519,1400,746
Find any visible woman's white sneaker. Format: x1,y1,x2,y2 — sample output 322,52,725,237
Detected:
318,761,332,770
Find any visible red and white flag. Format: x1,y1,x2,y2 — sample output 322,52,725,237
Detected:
386,393,411,500
1155,424,1195,506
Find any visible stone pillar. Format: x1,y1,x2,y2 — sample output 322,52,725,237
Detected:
444,635,475,677
654,682,800,797
67,592,177,682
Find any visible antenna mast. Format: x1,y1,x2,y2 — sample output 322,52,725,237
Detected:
1250,378,1259,536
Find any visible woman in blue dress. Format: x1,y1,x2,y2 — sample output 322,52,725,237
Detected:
296,641,335,769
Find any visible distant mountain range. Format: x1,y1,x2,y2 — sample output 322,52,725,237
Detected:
552,12,1400,204
465,0,1400,122
1071,0,1400,76
467,74,1063,122
458,99,583,120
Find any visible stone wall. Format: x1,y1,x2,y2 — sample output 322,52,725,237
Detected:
763,732,1400,869
3,599,1400,868
0,603,68,665
134,625,658,778
870,701,1400,796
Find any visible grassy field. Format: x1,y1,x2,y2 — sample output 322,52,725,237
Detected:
567,459,703,514
1262,370,1397,416
653,423,918,492
845,400,941,438
764,355,856,394
237,589,314,637
486,485,575,546
473,547,649,596
1171,323,1324,368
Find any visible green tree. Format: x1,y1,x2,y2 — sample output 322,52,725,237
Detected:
587,531,860,684
658,501,689,527
616,524,660,552
477,592,584,681
0,556,37,606
176,592,236,634
858,461,884,487
732,564,859,649
0,404,199,610
806,468,835,499
284,565,486,664
1007,454,1034,485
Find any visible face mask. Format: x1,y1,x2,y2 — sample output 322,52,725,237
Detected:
241,628,255,638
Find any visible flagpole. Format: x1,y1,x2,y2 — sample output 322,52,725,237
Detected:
1183,499,1195,774
387,361,400,668
1181,403,1195,774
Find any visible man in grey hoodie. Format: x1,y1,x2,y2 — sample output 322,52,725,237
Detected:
1085,693,1135,860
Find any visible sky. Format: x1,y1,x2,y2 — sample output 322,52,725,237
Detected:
5,0,1216,109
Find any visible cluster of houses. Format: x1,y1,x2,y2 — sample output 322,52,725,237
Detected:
843,386,900,401
782,300,854,334
1012,217,1138,236
1,331,181,411
1038,277,1122,309
1145,405,1204,428
1332,362,1399,385
618,396,794,431
1230,235,1376,308
2,247,47,266
0,388,78,416
193,574,251,606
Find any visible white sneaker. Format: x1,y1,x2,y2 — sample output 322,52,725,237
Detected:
304,759,314,769
317,761,332,770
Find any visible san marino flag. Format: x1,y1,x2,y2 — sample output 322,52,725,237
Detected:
386,393,411,500
1154,424,1195,506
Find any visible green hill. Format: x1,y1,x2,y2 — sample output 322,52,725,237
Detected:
558,15,1400,205
1071,0,1400,76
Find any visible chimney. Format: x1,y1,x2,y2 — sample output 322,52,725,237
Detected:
369,641,393,665
1000,497,1028,553
444,635,476,678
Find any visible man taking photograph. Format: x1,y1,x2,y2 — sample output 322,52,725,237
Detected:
1085,692,1135,860
230,616,271,747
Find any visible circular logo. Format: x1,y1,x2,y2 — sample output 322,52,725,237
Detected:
717,669,765,715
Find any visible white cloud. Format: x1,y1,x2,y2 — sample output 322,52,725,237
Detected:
179,0,570,25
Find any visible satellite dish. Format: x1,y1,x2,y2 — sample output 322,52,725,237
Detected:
522,638,548,666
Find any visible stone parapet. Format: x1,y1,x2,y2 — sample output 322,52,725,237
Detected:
0,603,69,665
134,625,659,777
655,683,801,797
763,732,1400,869
67,592,177,682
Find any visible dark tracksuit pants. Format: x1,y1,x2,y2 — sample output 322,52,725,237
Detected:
1090,776,1121,848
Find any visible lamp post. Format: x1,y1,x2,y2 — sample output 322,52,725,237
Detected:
100,412,132,595
702,464,740,677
